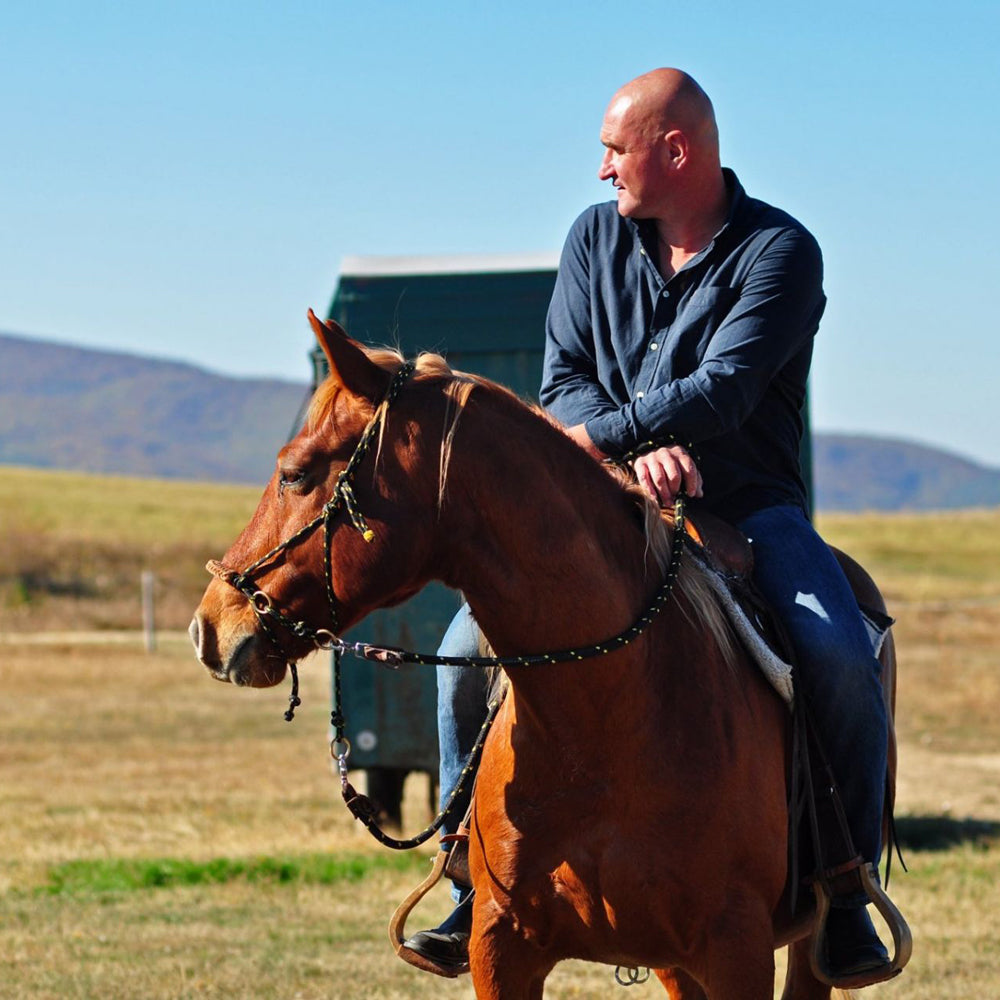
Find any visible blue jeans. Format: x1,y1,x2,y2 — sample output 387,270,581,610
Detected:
736,504,888,870
436,505,888,888
436,604,489,902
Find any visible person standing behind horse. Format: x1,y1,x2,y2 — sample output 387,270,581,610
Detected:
405,67,893,984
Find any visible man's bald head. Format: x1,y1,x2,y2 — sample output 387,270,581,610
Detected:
598,68,727,233
606,68,718,153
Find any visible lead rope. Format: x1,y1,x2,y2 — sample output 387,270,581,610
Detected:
331,658,503,851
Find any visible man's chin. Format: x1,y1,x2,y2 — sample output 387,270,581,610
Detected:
619,206,651,221
614,195,647,219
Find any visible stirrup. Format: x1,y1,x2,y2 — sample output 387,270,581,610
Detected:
388,850,470,978
809,860,913,989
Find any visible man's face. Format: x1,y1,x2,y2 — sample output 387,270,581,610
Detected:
598,95,670,219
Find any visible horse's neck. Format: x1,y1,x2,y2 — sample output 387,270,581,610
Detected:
442,398,651,660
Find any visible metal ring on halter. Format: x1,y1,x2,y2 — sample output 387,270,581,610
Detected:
314,629,337,649
252,590,273,612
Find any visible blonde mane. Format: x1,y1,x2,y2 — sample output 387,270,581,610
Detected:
308,344,737,669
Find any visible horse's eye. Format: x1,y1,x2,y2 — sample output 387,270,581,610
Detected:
278,469,306,492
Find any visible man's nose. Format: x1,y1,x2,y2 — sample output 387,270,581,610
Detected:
598,149,615,181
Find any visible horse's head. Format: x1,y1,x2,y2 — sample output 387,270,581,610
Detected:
190,311,452,688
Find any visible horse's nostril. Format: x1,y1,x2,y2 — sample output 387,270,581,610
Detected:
188,616,201,654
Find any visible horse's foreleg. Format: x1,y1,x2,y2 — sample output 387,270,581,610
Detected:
697,897,777,1000
469,949,550,1000
779,939,832,1000
468,907,554,1000
654,966,708,999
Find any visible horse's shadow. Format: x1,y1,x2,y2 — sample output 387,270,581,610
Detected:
894,814,1000,851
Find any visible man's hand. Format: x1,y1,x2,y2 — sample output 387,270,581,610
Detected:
632,445,703,507
565,423,608,461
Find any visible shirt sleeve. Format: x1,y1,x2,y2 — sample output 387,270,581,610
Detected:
539,212,621,429
584,227,825,454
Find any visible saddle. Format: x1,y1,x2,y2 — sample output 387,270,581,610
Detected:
680,506,755,578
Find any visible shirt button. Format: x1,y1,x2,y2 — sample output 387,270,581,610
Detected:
661,289,669,298
650,342,659,351
636,391,645,399
639,247,647,256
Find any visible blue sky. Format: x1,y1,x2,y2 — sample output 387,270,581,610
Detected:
3,1,999,465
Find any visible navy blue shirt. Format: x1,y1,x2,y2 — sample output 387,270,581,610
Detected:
540,170,825,522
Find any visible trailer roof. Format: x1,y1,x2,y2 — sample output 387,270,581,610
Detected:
338,252,560,277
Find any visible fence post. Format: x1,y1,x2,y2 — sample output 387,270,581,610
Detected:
141,570,156,652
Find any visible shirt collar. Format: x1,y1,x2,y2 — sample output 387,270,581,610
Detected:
634,167,746,276
719,167,745,232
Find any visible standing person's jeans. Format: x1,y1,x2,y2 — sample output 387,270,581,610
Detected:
436,604,489,904
434,503,888,892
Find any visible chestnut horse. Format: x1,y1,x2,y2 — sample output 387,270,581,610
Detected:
191,313,897,999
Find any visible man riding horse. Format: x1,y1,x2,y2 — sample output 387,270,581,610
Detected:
406,67,894,985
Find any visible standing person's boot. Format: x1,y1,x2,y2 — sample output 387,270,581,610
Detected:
402,889,474,971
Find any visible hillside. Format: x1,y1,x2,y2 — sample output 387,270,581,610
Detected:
814,433,1000,511
0,331,309,485
2,331,998,509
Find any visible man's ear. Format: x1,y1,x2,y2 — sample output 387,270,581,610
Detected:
662,128,687,167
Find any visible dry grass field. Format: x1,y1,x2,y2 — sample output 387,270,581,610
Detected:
1,466,998,998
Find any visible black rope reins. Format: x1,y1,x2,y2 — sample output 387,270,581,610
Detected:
207,356,691,847
331,496,687,672
328,492,687,848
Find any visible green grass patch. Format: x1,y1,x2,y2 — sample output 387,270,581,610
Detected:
39,851,427,896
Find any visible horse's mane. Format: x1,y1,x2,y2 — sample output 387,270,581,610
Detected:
309,345,737,669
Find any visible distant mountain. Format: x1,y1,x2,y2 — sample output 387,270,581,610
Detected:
2,331,998,510
0,331,309,485
813,434,1000,511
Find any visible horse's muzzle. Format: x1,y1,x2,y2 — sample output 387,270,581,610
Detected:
189,611,286,688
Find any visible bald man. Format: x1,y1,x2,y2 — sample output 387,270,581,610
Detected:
410,69,893,984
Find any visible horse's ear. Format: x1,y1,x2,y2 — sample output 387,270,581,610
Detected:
306,309,388,400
